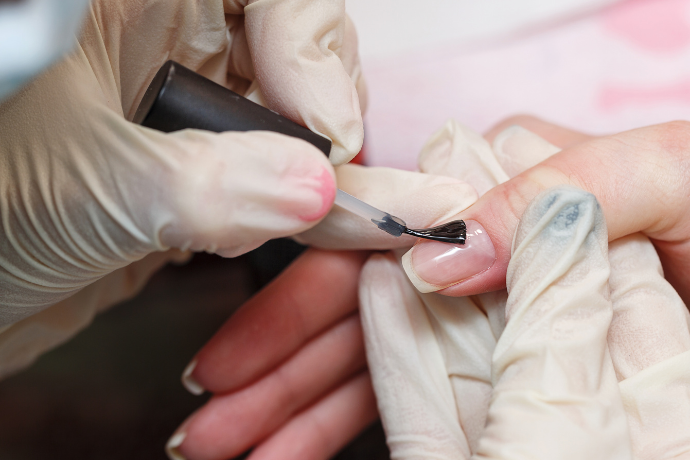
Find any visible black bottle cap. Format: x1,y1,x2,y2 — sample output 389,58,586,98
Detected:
133,60,332,157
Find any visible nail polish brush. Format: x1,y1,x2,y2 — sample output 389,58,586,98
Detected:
133,61,466,245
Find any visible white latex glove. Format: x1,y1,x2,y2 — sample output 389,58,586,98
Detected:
359,121,690,459
0,0,365,376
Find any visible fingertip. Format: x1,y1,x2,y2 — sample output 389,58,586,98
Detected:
296,165,336,222
327,120,364,166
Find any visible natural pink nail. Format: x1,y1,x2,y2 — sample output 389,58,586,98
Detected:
404,220,496,293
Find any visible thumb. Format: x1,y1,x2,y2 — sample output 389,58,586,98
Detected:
142,127,337,258
401,121,690,299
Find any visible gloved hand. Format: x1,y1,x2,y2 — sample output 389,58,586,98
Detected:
0,0,365,376
359,122,690,459
361,187,690,459
164,121,559,460
169,118,690,459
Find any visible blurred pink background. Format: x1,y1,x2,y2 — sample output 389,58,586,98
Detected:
353,0,690,169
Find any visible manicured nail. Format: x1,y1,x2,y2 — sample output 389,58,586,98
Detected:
166,432,187,460
402,220,496,293
181,359,205,396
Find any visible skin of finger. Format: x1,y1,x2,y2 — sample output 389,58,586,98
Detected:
483,114,595,148
295,164,478,250
191,249,368,393
359,253,472,459
247,372,378,460
438,122,690,298
244,0,363,165
178,314,366,460
476,186,631,459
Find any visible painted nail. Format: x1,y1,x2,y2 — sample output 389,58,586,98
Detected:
166,432,187,460
402,220,496,293
181,359,205,396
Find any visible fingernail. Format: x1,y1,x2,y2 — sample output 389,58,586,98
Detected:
297,166,336,221
181,359,205,396
166,432,187,460
402,220,496,293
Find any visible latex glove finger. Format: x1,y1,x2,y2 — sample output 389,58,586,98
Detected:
476,185,631,459
212,12,367,117
0,249,189,379
618,353,690,459
606,234,690,458
169,314,366,460
418,120,509,195
484,115,595,150
606,235,690,380
184,249,367,395
360,252,472,459
492,125,561,177
246,372,377,460
295,163,477,250
244,0,363,165
414,120,510,450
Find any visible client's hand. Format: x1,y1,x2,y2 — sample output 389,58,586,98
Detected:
166,249,378,460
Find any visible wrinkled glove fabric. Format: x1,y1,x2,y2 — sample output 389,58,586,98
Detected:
0,0,365,377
